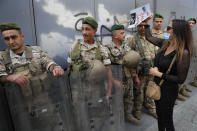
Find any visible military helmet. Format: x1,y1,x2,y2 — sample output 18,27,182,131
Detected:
86,60,106,82
123,50,141,68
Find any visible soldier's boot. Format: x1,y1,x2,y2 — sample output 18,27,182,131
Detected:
180,87,190,97
182,84,192,92
185,87,192,92
133,111,141,120
177,93,185,101
191,76,197,88
125,113,139,125
124,100,139,124
191,81,197,88
133,104,142,120
183,84,192,92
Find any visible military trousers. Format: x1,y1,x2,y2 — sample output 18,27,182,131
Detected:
122,78,134,115
134,74,156,112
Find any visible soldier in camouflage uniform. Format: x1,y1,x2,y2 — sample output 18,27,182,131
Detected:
177,18,197,102
151,13,164,39
67,17,113,131
186,18,197,92
188,18,197,88
105,24,140,124
128,21,157,120
190,18,197,87
151,13,164,54
0,23,65,130
67,17,112,95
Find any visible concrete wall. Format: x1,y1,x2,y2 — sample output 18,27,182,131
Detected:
0,0,197,68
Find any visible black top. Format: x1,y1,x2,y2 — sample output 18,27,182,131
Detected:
144,25,190,87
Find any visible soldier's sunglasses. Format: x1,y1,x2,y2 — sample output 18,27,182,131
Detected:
167,26,173,31
3,35,18,41
138,25,145,28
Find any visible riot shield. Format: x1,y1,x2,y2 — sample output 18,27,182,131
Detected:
110,65,125,131
186,30,197,83
69,64,123,131
69,71,89,131
0,84,14,131
4,72,75,131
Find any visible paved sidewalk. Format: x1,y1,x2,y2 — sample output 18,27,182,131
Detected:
125,84,197,131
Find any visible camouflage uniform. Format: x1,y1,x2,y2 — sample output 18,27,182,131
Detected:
67,39,112,131
0,46,56,77
68,39,110,99
0,46,66,130
151,28,164,39
106,42,139,123
67,39,110,69
151,28,164,52
191,30,197,87
128,33,157,118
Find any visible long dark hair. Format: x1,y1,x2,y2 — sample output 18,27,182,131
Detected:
160,19,193,62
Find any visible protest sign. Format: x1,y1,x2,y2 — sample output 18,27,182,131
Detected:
128,3,152,28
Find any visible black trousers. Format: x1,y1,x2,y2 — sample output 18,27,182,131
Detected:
155,98,176,131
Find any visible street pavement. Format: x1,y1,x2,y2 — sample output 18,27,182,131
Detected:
125,84,197,131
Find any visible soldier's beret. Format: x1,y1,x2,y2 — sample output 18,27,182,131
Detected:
111,24,124,31
188,18,196,24
154,12,164,19
82,17,98,29
0,22,21,32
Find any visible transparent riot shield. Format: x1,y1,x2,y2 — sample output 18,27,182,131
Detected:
110,64,125,131
0,85,14,131
4,72,75,131
69,71,89,131
70,63,122,131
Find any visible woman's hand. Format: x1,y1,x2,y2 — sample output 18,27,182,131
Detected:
145,14,153,25
149,67,163,78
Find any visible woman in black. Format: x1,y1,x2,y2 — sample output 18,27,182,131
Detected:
145,19,194,131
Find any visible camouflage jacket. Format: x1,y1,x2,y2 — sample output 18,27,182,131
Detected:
128,33,157,60
0,46,56,77
67,39,111,72
151,28,164,39
105,41,138,78
128,33,158,75
105,41,130,65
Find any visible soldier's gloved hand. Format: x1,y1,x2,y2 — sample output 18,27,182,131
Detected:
53,67,64,77
6,74,30,86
